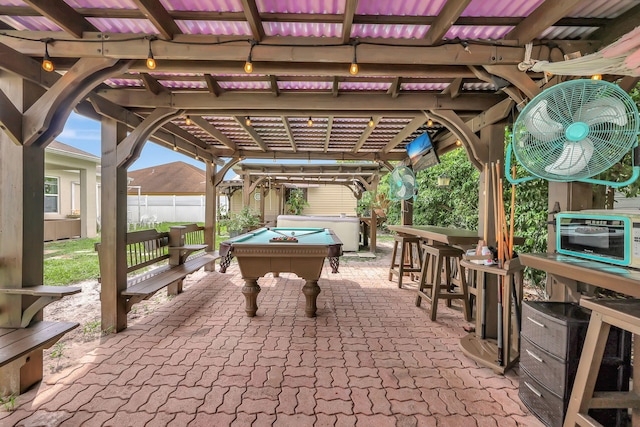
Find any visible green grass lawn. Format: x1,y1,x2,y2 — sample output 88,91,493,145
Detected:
44,223,228,286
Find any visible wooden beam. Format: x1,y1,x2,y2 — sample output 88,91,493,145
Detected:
504,0,584,45
204,74,223,96
588,3,640,46
190,115,237,150
618,76,640,93
23,0,98,38
132,0,182,40
24,58,129,147
0,88,22,145
382,116,425,153
352,116,380,153
235,115,267,151
483,65,541,100
140,72,166,95
428,109,483,169
324,116,333,152
240,0,265,42
388,77,401,98
442,77,463,99
269,75,279,97
282,116,296,152
342,0,358,44
0,39,61,89
424,0,472,45
117,107,184,168
3,33,595,66
332,77,340,97
96,90,503,111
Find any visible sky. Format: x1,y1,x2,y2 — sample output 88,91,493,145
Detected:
58,111,207,172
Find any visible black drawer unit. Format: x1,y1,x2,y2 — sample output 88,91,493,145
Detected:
519,301,631,427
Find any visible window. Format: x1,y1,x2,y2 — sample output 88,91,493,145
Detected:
44,176,59,213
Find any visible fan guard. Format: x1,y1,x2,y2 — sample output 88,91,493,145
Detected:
509,79,639,186
389,165,417,201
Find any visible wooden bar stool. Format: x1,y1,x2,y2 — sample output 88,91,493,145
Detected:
416,243,470,321
564,298,640,427
388,235,422,289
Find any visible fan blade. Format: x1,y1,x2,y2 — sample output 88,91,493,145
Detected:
578,97,628,127
524,99,564,142
544,138,594,176
396,185,407,198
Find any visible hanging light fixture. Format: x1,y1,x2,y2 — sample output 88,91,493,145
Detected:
349,41,359,75
308,117,313,126
244,40,257,73
173,142,178,151
427,118,433,127
42,39,54,72
437,174,451,188
194,148,199,160
368,117,375,127
591,74,603,80
185,115,192,126
245,116,251,126
146,36,157,70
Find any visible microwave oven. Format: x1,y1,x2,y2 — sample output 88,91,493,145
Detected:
556,210,640,268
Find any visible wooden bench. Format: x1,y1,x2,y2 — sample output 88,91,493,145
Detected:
0,285,81,395
95,224,220,313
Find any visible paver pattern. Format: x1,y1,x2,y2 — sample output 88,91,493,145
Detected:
1,243,544,426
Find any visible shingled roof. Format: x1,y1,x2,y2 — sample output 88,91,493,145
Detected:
127,162,206,195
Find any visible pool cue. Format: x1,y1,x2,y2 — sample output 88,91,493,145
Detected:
510,166,521,335
494,161,504,367
481,163,489,339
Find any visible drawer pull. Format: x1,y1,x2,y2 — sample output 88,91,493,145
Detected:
526,317,546,328
525,349,544,363
524,381,542,398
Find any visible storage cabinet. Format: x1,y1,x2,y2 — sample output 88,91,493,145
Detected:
519,301,631,427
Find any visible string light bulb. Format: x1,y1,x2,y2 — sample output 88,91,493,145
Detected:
349,41,359,75
185,115,192,126
42,39,54,72
245,116,251,126
456,139,462,146
591,74,602,80
146,37,156,70
427,118,433,127
307,117,313,127
173,143,178,151
244,40,257,73
194,149,199,160
368,117,375,127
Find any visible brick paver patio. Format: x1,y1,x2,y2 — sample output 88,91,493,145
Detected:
1,241,544,426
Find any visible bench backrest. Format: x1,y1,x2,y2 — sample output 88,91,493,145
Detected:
95,224,207,274
125,229,170,273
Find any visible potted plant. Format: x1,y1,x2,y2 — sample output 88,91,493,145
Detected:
285,189,309,215
237,206,261,231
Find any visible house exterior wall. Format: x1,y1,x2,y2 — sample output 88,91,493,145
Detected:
228,185,356,218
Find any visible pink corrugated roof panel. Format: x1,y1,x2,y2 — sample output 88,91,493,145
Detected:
160,80,208,89
257,0,344,14
463,82,494,91
339,82,391,91
356,0,445,15
65,0,137,8
445,26,512,40
401,82,446,91
351,24,430,39
541,27,598,40
218,81,271,89
264,22,342,37
104,78,143,87
278,81,333,90
87,18,157,33
0,16,62,31
176,20,252,35
462,0,544,17
160,0,243,12
568,0,638,17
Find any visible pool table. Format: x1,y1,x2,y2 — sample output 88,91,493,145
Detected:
219,227,343,317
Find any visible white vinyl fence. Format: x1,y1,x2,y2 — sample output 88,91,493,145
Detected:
127,195,209,226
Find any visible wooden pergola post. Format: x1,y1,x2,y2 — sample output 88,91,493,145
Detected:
204,162,216,271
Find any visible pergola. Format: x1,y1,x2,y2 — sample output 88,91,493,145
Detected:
1,0,639,337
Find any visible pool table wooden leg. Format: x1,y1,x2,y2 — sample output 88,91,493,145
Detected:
329,257,340,273
242,278,261,317
302,280,321,317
